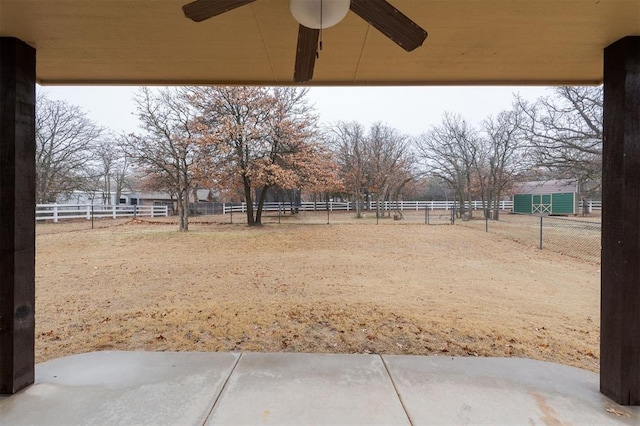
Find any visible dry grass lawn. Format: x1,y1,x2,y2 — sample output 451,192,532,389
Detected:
36,214,600,371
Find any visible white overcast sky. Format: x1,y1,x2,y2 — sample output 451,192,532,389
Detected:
39,85,552,137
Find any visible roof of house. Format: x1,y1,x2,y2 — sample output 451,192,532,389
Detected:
129,192,174,201
196,189,213,201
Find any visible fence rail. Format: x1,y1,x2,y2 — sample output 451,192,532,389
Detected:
219,200,517,214
36,204,168,222
188,199,603,216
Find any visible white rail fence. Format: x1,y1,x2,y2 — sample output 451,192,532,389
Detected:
221,200,602,214
222,200,517,214
36,204,168,223
37,200,601,222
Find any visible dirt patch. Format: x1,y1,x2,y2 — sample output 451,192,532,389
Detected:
35,215,600,371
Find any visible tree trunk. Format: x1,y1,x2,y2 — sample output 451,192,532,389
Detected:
381,185,391,218
493,191,502,220
182,191,189,231
115,186,122,206
177,166,189,231
243,175,255,226
254,185,270,226
392,178,412,219
484,192,491,219
456,191,465,218
355,190,363,218
169,192,177,215
465,173,474,219
177,189,188,232
102,172,111,205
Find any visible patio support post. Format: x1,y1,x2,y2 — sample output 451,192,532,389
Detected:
601,35,640,405
0,37,36,395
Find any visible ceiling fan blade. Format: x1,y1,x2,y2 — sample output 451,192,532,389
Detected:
350,0,427,52
294,25,320,83
182,0,256,22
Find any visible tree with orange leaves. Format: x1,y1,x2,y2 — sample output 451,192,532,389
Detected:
189,86,340,226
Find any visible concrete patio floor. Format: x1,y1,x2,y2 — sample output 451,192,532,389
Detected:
1,352,638,425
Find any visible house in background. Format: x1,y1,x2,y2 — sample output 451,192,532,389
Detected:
126,189,218,214
55,190,132,206
193,189,215,203
512,179,579,215
126,192,175,212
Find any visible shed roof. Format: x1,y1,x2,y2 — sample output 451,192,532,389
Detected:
513,180,579,195
1,1,639,85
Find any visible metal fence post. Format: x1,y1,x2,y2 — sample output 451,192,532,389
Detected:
326,199,330,224
230,203,233,224
485,210,488,232
539,216,543,249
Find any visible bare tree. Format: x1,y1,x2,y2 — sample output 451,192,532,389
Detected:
35,93,103,203
94,137,131,205
124,87,201,231
479,108,530,219
516,86,602,198
366,122,415,218
329,121,370,218
329,121,416,219
415,113,481,218
111,146,131,205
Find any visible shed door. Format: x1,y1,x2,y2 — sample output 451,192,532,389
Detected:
532,194,552,214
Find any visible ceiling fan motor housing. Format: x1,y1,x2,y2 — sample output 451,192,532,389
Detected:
290,0,351,29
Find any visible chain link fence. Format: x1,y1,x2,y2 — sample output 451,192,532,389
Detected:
199,202,457,226
457,212,601,263
221,208,444,225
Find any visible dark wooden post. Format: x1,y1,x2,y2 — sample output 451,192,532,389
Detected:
601,36,640,405
0,37,36,395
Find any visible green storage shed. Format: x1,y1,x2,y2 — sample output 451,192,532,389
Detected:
512,180,579,215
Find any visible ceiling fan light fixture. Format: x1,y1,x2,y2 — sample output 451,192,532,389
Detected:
290,0,350,29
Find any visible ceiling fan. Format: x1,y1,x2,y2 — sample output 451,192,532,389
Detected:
182,0,428,83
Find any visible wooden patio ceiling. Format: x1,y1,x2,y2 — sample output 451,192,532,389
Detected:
1,0,639,86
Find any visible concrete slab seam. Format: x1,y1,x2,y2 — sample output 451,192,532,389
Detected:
202,352,243,425
380,355,414,426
